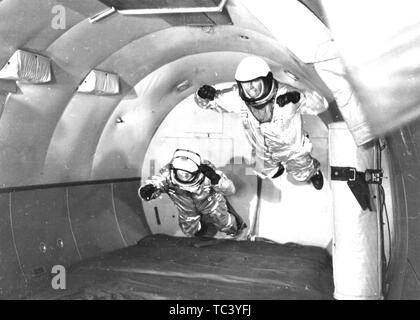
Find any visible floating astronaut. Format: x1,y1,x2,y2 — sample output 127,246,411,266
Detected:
195,56,328,189
138,149,246,237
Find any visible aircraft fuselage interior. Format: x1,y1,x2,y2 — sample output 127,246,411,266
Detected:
0,0,419,300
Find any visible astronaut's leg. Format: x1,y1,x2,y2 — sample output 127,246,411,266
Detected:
286,152,319,182
253,153,284,179
225,199,247,234
203,198,240,236
178,212,202,237
283,134,323,186
286,153,324,189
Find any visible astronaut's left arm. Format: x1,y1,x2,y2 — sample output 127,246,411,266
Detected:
298,89,329,115
277,84,329,116
200,161,236,196
213,170,236,196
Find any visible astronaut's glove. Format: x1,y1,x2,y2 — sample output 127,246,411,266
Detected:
197,85,217,101
276,91,301,107
139,184,157,201
200,164,221,185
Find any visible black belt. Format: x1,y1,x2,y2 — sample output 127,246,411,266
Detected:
331,166,383,211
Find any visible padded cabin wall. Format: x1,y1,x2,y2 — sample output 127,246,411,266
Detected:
0,181,150,298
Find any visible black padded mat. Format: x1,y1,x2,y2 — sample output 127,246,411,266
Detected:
28,234,334,300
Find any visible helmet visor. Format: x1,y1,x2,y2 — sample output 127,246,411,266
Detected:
174,169,196,183
240,78,265,100
237,73,275,107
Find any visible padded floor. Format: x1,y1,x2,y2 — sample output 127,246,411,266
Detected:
28,234,334,300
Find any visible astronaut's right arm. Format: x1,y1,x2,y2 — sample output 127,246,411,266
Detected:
138,164,171,201
194,84,239,113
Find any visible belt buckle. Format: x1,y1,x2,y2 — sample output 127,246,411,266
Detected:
349,168,357,181
365,169,383,184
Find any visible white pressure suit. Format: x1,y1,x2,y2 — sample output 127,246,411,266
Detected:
139,158,238,237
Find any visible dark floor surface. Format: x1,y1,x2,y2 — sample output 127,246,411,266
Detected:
27,234,334,300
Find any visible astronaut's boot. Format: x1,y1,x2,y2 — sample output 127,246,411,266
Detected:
225,200,247,238
195,221,218,238
310,170,324,190
271,163,285,179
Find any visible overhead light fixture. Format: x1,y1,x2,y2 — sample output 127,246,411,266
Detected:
98,0,227,15
78,69,120,95
0,50,51,83
284,70,299,81
88,6,116,24
176,80,192,93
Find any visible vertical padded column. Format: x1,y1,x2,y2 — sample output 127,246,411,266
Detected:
329,122,382,300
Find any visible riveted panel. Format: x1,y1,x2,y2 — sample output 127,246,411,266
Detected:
68,184,126,259
10,188,80,280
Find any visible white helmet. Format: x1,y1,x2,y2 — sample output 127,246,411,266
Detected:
234,56,277,108
170,149,204,187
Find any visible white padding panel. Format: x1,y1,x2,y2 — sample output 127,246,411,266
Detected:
0,50,51,83
329,122,382,300
78,70,120,95
315,42,374,146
